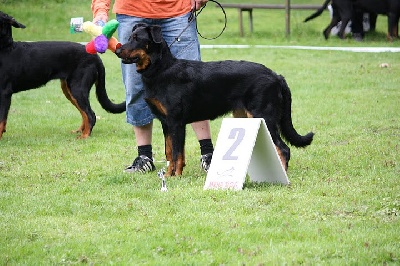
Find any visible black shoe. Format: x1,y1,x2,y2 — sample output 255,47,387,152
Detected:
200,153,212,172
125,155,156,173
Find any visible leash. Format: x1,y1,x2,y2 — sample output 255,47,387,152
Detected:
195,0,227,40
169,0,227,48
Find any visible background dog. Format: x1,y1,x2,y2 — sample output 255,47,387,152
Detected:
0,11,125,140
115,23,314,176
304,0,399,40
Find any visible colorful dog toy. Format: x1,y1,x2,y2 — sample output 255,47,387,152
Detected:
83,19,121,54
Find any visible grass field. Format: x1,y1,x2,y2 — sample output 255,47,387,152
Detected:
1,0,399,264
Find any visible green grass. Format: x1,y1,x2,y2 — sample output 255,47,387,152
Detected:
1,0,399,264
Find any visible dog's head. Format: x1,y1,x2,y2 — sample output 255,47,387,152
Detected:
0,11,26,49
115,23,163,72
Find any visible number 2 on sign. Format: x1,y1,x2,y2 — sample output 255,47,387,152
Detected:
222,128,245,160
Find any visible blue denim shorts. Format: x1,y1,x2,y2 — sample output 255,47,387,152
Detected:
117,12,201,126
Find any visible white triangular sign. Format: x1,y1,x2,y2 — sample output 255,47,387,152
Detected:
204,118,289,190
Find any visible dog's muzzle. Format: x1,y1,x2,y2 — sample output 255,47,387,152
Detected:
121,57,139,64
115,47,139,64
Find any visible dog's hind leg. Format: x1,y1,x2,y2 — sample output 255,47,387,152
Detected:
0,120,6,139
60,80,94,139
0,85,13,139
235,110,291,169
260,113,290,171
337,17,351,39
275,144,290,171
61,80,96,139
387,12,399,40
61,80,84,133
270,127,290,171
237,108,288,169
323,16,340,40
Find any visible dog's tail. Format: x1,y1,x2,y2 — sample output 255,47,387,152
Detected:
279,76,314,147
304,0,331,22
95,60,126,113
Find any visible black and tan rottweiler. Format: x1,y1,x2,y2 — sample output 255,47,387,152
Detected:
0,11,125,140
115,23,314,176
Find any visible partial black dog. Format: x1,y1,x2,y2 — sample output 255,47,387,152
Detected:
304,0,353,40
304,0,399,40
0,11,125,139
115,23,314,176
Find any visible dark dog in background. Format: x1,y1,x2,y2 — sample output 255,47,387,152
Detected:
115,23,314,176
304,0,354,39
304,0,399,40
0,11,125,140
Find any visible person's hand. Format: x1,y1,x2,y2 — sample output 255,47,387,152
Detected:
93,13,109,26
191,0,208,11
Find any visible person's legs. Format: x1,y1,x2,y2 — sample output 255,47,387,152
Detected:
158,13,214,171
133,122,153,146
117,14,155,172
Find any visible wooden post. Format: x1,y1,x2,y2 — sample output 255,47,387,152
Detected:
238,9,244,37
248,9,253,33
285,0,290,37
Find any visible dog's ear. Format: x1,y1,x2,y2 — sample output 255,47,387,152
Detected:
11,19,26,29
0,11,26,29
149,25,162,44
132,23,147,32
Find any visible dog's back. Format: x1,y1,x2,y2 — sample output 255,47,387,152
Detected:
1,41,101,93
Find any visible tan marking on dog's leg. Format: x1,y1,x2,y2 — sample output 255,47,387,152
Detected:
232,109,246,118
76,117,91,139
165,135,174,176
275,145,287,172
167,162,175,176
146,98,168,115
175,153,185,176
232,109,253,118
0,120,6,139
60,80,90,138
245,111,253,118
166,153,184,176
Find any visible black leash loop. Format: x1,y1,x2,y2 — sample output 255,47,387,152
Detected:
196,0,227,40
169,0,227,48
